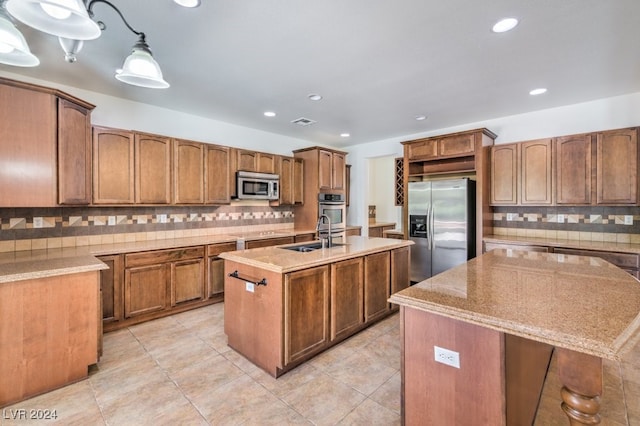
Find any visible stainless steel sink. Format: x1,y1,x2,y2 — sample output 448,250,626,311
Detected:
280,242,346,252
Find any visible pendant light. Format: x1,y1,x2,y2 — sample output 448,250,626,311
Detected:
115,34,169,89
5,0,101,40
0,6,39,66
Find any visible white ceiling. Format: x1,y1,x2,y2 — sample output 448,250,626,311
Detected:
3,0,640,148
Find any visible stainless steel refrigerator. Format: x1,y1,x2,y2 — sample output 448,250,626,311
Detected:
408,178,476,283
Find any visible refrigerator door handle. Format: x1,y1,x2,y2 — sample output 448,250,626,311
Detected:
429,205,435,250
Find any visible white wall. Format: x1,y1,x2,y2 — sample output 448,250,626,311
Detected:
346,91,640,230
367,156,401,229
0,70,311,155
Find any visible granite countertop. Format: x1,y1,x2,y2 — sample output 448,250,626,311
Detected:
220,235,413,274
0,229,320,284
390,249,640,360
484,234,640,255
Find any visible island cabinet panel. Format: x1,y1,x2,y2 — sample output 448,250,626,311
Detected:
57,98,92,205
173,139,205,204
135,132,171,204
224,260,284,377
402,308,505,425
331,258,364,341
205,144,231,204
555,133,592,205
0,85,57,207
390,246,410,303
93,127,135,204
596,128,638,204
364,251,391,322
0,271,99,407
284,266,330,364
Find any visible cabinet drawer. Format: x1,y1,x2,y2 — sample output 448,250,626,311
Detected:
245,236,294,249
552,248,640,269
207,242,238,257
484,242,549,253
126,246,205,267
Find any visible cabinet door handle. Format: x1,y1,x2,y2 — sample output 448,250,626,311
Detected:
228,270,268,286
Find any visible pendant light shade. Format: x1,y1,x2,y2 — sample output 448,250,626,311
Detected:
6,0,101,40
0,8,39,66
115,35,169,89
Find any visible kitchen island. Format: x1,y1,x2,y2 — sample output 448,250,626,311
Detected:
389,249,640,425
220,236,413,377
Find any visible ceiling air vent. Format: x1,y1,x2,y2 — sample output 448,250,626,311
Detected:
291,117,316,126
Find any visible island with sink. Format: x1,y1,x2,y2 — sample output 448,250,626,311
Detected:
220,235,413,377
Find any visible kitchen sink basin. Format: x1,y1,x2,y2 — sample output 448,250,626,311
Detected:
280,242,346,252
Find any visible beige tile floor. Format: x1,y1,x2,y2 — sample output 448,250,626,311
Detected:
2,303,639,425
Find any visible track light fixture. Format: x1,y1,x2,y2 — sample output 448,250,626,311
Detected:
2,0,169,88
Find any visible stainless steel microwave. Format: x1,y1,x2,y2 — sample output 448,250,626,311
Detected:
236,171,279,200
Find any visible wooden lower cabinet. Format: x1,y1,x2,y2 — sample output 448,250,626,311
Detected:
284,266,330,364
98,254,123,325
484,241,549,253
125,264,169,318
364,251,391,322
171,258,205,306
331,258,364,341
391,246,410,297
102,244,231,332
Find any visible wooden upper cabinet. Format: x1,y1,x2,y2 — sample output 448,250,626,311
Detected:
205,144,231,204
173,139,204,204
318,149,333,190
596,128,638,205
257,153,276,173
135,133,171,204
332,152,346,190
318,149,346,191
58,99,92,205
93,126,135,204
279,156,294,205
293,158,304,204
520,139,553,205
237,149,257,172
406,139,438,160
491,144,519,205
555,134,592,205
439,134,475,157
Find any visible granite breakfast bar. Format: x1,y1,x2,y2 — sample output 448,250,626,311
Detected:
389,249,640,425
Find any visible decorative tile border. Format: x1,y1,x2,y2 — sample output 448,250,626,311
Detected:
491,206,640,238
0,205,294,243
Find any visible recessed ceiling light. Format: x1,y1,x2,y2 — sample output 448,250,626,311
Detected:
340,133,350,138
492,18,518,33
529,88,547,96
415,115,427,121
308,93,323,101
264,111,276,117
174,0,201,7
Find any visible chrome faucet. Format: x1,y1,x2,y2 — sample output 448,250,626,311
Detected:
316,214,332,248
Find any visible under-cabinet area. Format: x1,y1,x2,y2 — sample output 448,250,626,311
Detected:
221,236,412,377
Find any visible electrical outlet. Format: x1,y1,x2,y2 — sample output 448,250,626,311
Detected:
624,215,633,225
434,346,460,369
245,282,255,293
557,214,565,223
158,214,167,223
33,217,43,228
108,216,116,226
506,213,517,221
